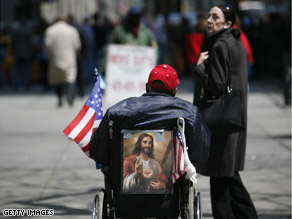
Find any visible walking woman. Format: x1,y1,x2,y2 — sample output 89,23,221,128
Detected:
192,5,258,219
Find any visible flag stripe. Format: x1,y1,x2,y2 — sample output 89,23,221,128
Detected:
68,106,95,140
74,112,95,144
173,131,177,173
82,143,90,153
78,125,95,147
78,119,101,147
63,105,90,136
172,128,186,184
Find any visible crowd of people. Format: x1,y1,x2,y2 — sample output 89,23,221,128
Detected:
0,8,155,103
0,8,160,107
0,12,114,106
1,6,290,105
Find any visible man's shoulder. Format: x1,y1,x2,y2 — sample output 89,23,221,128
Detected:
148,94,196,108
46,22,64,32
108,96,139,110
109,94,197,112
52,21,77,32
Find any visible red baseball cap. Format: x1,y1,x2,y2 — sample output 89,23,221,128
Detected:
148,64,180,90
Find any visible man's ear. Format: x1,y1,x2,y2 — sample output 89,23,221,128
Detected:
146,83,149,93
171,88,177,96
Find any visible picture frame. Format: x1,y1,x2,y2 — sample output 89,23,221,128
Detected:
121,129,173,194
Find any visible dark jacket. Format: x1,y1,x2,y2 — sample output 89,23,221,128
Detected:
193,28,248,177
11,25,34,60
89,92,210,190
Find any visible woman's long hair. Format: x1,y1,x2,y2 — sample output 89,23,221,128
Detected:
132,133,155,159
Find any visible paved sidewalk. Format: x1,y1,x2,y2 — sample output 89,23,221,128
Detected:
0,79,291,218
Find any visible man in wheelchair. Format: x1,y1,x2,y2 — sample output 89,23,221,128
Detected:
89,64,210,218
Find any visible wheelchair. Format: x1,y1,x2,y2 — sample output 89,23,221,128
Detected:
92,118,202,219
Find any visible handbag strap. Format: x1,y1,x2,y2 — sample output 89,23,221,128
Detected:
223,40,232,94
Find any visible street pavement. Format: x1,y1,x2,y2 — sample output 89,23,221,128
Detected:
0,78,291,219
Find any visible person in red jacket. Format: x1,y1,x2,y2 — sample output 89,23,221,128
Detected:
234,15,254,79
186,11,208,69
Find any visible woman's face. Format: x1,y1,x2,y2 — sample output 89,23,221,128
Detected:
207,6,227,34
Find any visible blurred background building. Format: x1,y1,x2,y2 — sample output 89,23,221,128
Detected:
0,0,291,104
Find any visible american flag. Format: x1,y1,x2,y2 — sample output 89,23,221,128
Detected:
63,69,103,157
172,127,186,183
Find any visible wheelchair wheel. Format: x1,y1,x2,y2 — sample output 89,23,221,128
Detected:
92,189,104,219
194,191,202,219
188,187,202,219
188,186,195,219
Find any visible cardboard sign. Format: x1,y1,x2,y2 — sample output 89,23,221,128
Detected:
104,44,157,107
121,129,173,194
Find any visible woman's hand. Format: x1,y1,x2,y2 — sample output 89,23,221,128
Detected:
197,51,209,65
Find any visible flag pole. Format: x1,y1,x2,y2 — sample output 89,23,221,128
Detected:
94,67,98,83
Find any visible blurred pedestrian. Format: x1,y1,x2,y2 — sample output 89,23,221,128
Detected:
45,16,81,107
150,14,168,64
11,17,34,89
79,15,96,83
192,5,258,219
185,10,208,103
34,18,49,91
234,15,254,80
0,37,8,88
109,6,158,50
101,6,158,75
185,10,207,69
67,14,85,98
92,13,112,72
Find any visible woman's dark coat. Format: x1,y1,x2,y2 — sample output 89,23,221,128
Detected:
193,28,248,177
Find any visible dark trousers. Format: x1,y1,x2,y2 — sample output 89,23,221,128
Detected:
210,172,258,219
13,58,32,88
55,83,75,106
